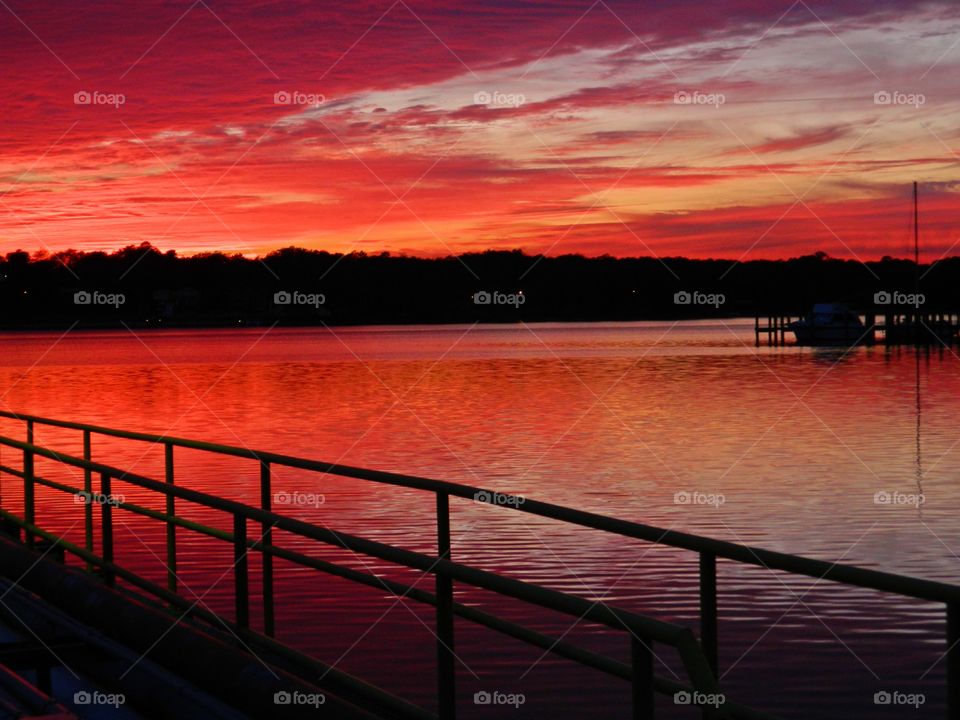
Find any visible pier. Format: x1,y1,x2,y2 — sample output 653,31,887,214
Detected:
0,411,959,718
755,311,960,347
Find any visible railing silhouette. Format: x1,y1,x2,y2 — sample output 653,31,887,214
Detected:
0,410,957,718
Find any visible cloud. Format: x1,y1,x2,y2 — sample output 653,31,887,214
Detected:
737,125,852,155
0,0,959,258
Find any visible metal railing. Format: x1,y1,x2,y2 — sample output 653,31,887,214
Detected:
0,410,956,718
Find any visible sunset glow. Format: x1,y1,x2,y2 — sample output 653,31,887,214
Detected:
2,0,959,260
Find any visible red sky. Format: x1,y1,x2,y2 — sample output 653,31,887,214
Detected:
1,0,959,261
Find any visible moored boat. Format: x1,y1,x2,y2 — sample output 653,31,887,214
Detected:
788,303,867,346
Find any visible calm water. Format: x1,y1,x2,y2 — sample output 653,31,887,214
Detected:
0,321,956,718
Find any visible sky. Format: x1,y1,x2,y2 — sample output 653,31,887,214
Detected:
1,0,959,261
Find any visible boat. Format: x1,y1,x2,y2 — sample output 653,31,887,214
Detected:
788,303,867,346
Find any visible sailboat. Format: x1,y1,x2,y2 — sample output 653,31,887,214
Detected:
790,182,954,346
883,182,955,345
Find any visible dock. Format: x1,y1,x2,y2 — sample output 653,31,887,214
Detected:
755,311,960,347
0,411,959,718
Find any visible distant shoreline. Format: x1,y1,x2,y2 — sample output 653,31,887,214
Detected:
2,247,958,330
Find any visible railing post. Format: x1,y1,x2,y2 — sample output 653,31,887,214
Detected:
23,420,34,548
83,430,93,571
260,460,274,637
165,443,177,596
631,635,654,719
700,552,719,677
100,473,114,587
233,514,249,630
436,492,456,720
948,602,960,720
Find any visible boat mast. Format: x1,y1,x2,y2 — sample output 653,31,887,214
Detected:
914,180,919,290
913,181,923,509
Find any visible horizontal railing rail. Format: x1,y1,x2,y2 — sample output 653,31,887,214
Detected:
1,410,957,604
0,409,956,718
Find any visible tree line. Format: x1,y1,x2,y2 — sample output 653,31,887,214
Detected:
0,243,955,328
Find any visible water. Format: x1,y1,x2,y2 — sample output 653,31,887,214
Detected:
0,321,954,718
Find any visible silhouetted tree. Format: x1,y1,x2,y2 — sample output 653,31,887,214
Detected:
0,244,954,329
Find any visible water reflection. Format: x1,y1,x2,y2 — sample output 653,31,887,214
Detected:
0,321,954,718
